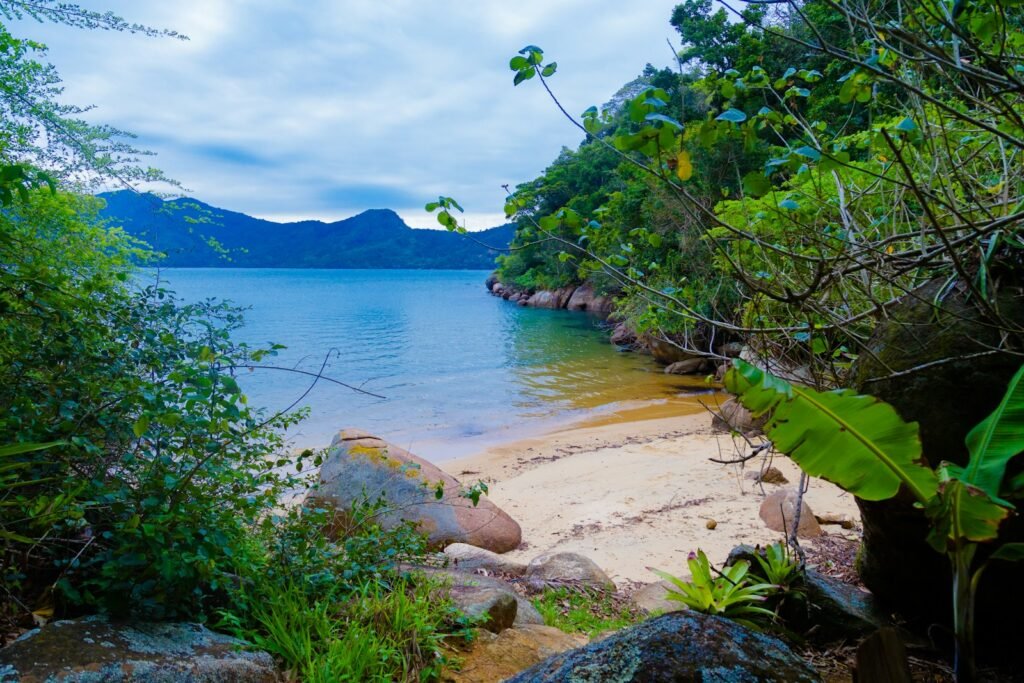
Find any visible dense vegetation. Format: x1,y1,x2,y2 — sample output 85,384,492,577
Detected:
479,0,1023,388
0,5,467,679
427,1,1024,679
101,190,515,269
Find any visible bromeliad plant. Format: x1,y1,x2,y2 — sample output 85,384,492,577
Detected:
650,549,776,630
726,359,1024,682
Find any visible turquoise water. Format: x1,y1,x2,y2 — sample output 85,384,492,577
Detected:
157,268,703,459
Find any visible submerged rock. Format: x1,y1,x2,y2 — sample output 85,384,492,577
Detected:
0,616,278,683
664,358,709,375
308,429,522,553
505,611,820,682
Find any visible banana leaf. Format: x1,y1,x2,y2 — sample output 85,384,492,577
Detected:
926,476,1011,552
726,360,938,503
958,363,1024,497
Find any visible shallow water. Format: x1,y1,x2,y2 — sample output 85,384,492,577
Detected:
156,268,709,459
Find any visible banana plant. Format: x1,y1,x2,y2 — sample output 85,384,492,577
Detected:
725,360,1024,682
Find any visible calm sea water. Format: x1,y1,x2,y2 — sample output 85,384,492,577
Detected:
156,269,706,460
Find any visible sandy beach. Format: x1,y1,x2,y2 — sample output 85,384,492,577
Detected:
441,403,861,585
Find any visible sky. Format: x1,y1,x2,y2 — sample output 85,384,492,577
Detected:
10,1,686,229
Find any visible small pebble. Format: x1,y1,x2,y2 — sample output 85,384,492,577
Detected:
706,519,717,530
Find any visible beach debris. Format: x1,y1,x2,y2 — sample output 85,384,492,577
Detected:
705,519,718,530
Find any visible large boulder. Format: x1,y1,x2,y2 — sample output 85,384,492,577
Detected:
759,488,822,539
609,322,638,347
0,617,278,683
565,284,614,317
526,286,576,309
443,625,588,683
485,273,499,292
850,279,1024,658
309,429,522,553
524,552,615,592
505,612,820,682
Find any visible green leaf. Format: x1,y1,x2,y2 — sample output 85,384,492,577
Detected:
509,55,529,70
0,441,65,457
794,146,821,161
644,113,682,130
726,360,939,502
133,416,151,438
962,363,1024,496
648,233,663,248
541,62,557,77
926,478,1010,551
894,117,918,132
715,108,747,123
513,67,536,86
990,543,1024,562
778,199,800,211
742,172,771,198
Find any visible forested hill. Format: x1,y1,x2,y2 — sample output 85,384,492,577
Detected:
99,190,514,269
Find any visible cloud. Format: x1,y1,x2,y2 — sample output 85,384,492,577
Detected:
9,1,682,229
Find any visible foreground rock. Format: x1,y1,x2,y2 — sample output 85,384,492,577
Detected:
524,552,615,591
418,567,544,627
449,583,518,633
506,612,820,682
309,429,521,553
759,488,822,539
0,617,278,683
444,625,588,683
444,543,528,576
798,569,889,644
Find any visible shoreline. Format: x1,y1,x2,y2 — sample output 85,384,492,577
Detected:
440,408,860,585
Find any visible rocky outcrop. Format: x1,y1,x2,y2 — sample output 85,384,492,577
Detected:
0,617,278,683
308,429,521,553
644,336,697,365
565,284,614,316
524,552,615,592
759,488,822,539
505,612,820,682
443,625,588,683
526,287,577,309
444,543,528,576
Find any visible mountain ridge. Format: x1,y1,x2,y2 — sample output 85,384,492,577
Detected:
99,190,513,269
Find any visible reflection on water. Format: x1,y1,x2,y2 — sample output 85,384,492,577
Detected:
158,268,710,459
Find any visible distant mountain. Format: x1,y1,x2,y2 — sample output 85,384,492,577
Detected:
98,191,514,269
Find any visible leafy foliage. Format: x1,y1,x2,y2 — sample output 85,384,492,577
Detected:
650,550,777,630
531,587,644,637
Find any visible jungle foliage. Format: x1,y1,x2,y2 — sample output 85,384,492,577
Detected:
1,5,461,679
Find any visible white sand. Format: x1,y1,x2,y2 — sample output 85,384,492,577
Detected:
442,409,860,585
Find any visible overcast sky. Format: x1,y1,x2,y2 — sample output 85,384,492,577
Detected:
11,2,685,228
